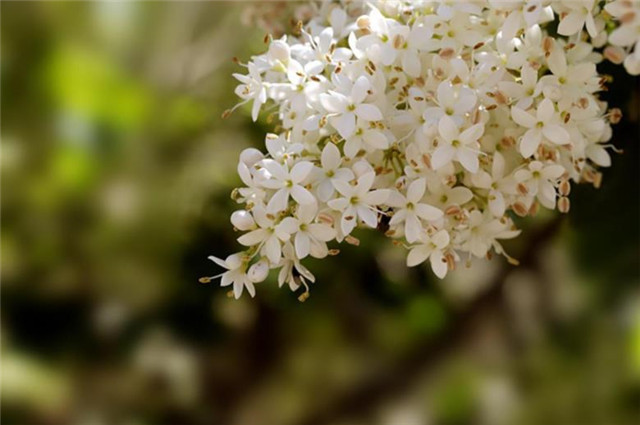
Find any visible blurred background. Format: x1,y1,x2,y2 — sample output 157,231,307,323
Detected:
1,2,639,425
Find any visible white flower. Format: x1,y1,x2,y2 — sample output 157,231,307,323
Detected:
432,116,484,173
277,204,336,259
278,242,315,292
208,253,257,299
387,178,443,243
316,142,355,202
459,211,521,258
319,76,383,140
514,161,565,209
328,172,389,236
260,159,315,213
406,230,451,279
556,0,598,38
423,81,477,128
511,99,570,158
233,63,267,121
236,205,290,264
343,119,389,158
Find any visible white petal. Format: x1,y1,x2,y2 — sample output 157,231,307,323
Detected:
520,129,542,158
363,130,388,150
586,145,611,167
541,165,566,180
356,172,376,194
363,189,389,205
536,98,554,123
557,10,585,36
489,190,506,217
328,197,349,211
320,92,347,113
542,124,570,145
404,214,423,243
208,255,228,269
547,48,567,77
402,51,421,77
357,205,378,228
430,251,448,279
459,123,484,145
237,229,267,246
447,187,473,205
351,76,370,104
438,115,459,142
277,217,299,235
267,188,290,213
290,161,314,183
295,232,311,259
538,181,556,209
237,162,253,187
407,246,431,267
264,235,282,264
317,179,335,202
389,209,406,225
432,230,450,249
415,203,443,221
431,145,456,170
308,224,336,242
355,104,383,121
321,142,341,170
261,159,287,181
456,149,479,173
291,185,316,205
331,113,356,139
244,281,256,298
511,107,536,128
341,208,357,235
233,280,244,299
407,178,426,203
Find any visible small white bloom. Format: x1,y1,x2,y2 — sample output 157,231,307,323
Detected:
260,159,316,213
406,230,451,279
208,253,256,299
328,172,389,236
387,178,444,243
432,116,484,173
511,99,570,158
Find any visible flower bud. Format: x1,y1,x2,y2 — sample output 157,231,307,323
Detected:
231,210,256,231
268,40,290,64
240,148,264,167
248,259,269,283
624,53,640,76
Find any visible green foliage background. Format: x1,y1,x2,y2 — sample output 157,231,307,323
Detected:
1,2,639,425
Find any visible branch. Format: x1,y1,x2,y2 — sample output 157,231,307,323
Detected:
297,216,564,425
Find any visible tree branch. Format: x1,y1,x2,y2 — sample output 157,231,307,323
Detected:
297,216,564,425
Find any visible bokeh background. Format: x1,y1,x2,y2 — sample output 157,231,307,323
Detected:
2,2,639,425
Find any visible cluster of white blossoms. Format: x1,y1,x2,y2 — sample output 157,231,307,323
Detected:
205,0,639,300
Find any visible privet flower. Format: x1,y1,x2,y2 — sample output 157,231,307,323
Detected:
203,0,638,300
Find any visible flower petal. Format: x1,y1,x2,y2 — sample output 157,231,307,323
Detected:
542,124,570,145
407,178,426,203
355,104,383,121
290,161,314,183
291,185,316,205
407,246,430,267
519,129,542,158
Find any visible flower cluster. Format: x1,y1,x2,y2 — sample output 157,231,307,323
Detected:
205,0,638,299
